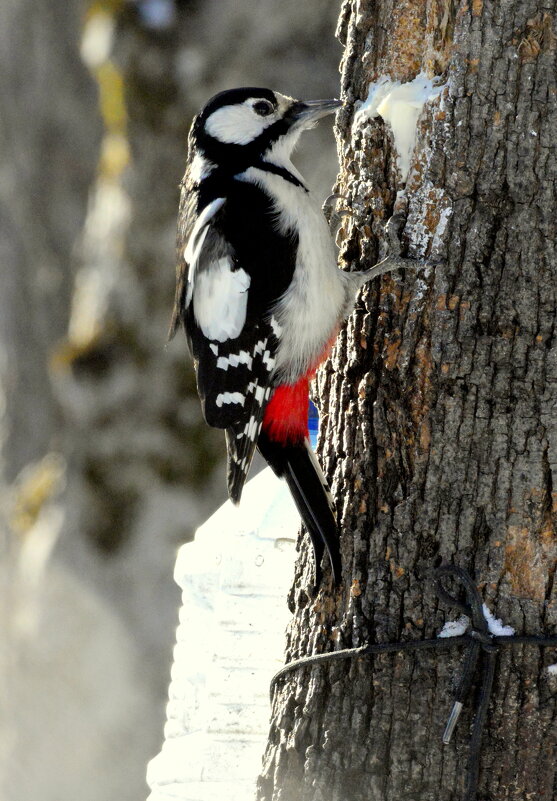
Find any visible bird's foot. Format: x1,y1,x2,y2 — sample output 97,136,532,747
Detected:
323,193,354,239
353,211,432,286
322,192,351,219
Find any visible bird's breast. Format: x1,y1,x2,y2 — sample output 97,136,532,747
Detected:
238,166,346,384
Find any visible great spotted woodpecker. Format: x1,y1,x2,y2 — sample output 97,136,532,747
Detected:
170,87,406,587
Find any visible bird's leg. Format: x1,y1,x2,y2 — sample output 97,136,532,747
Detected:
323,193,353,239
352,211,430,288
322,192,351,221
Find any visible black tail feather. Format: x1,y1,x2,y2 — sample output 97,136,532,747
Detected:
281,468,325,588
258,432,341,586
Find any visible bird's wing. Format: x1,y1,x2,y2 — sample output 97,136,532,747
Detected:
169,182,216,341
174,190,288,501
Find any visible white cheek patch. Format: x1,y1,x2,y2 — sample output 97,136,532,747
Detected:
193,258,251,342
205,102,275,145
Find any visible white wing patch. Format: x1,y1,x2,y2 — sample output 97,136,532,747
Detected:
193,258,251,342
216,391,245,407
183,196,251,343
269,315,283,337
185,197,226,306
184,197,225,264
216,349,253,371
262,349,275,370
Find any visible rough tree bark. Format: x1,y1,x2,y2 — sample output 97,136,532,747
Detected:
258,1,557,800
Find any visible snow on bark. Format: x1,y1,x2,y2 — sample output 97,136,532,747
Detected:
438,605,515,639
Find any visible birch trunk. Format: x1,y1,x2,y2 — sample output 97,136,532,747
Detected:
258,1,557,799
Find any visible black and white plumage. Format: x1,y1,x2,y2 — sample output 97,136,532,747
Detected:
170,87,403,587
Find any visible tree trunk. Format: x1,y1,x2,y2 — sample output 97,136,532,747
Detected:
257,1,557,800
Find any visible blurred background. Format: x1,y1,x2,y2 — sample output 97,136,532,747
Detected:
0,1,341,799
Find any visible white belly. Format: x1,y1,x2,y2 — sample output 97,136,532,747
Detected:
240,166,346,383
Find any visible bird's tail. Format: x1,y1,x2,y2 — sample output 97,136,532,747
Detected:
257,430,341,587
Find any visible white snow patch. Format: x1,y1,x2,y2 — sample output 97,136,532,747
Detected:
438,605,515,639
354,73,445,180
482,604,515,637
438,615,469,638
355,0,369,25
547,664,557,676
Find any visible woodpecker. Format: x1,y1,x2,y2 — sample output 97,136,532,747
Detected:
170,87,405,587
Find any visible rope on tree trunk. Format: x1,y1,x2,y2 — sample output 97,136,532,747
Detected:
270,564,557,801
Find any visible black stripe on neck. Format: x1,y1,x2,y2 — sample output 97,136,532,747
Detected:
254,160,308,191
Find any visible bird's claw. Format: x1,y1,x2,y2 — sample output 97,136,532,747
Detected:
354,211,432,285
322,192,351,218
323,193,354,238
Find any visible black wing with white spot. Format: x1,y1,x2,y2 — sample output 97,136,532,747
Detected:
173,177,297,502
189,325,275,427
169,149,201,341
222,329,276,503
185,311,278,503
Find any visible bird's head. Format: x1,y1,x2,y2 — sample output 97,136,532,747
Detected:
190,87,340,174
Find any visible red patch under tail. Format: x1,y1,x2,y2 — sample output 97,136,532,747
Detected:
263,330,340,446
263,375,309,445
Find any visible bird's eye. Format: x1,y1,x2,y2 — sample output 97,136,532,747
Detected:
253,100,274,117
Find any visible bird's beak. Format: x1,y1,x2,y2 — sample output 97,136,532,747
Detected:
290,98,342,126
